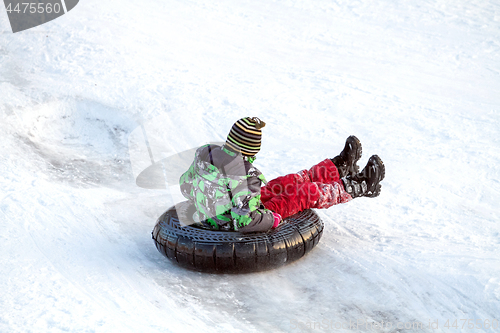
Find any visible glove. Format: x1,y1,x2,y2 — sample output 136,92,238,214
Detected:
272,212,282,228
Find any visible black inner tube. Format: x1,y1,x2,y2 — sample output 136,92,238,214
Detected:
152,201,324,273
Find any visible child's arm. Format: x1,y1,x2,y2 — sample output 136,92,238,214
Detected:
230,169,275,233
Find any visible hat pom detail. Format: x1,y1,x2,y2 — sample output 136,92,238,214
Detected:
251,117,266,129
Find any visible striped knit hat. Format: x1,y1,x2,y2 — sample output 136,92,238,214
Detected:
225,117,266,156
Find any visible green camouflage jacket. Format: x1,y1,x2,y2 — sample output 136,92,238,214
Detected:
179,144,274,233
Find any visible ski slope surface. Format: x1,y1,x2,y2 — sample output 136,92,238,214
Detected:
1,0,499,332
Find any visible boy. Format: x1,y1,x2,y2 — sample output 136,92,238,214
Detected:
180,117,385,233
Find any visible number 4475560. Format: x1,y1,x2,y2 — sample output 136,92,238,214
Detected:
443,319,498,330
6,2,62,14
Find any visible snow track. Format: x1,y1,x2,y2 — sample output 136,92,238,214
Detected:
1,0,499,332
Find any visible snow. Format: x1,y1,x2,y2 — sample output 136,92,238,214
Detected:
1,0,499,332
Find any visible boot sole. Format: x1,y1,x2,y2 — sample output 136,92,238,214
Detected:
369,154,385,182
346,135,362,174
365,155,385,197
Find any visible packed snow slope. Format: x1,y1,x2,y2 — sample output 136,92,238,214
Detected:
1,0,499,332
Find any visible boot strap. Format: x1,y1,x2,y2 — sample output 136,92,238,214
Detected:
342,178,367,197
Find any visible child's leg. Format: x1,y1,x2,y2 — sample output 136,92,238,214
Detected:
261,159,342,203
299,158,341,184
261,173,307,203
263,181,352,219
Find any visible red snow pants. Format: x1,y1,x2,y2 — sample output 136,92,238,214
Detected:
261,159,352,219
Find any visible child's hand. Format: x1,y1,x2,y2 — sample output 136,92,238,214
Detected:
272,212,282,228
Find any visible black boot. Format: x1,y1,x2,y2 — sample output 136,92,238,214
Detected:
331,135,362,178
342,155,385,198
